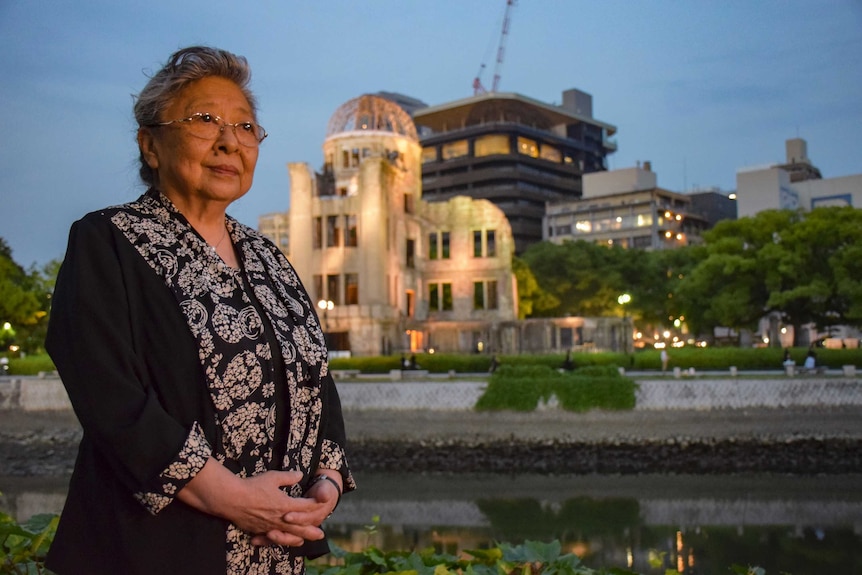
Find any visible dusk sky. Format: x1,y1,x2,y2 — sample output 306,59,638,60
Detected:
1,1,860,267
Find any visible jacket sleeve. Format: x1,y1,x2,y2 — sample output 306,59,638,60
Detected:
316,370,356,492
46,214,212,514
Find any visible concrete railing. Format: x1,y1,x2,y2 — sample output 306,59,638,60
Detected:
2,372,860,412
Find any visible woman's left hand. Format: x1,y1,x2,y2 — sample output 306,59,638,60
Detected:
250,471,342,546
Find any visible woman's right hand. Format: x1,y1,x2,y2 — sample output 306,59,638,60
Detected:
177,459,327,546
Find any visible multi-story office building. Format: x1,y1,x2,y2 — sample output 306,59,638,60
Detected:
412,88,617,254
544,164,717,249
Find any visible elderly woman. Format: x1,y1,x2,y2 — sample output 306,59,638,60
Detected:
46,46,354,574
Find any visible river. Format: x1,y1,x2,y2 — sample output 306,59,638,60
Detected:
3,472,861,574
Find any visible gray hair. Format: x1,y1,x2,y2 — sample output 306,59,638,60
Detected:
134,46,258,187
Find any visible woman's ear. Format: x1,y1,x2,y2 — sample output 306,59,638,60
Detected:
137,128,159,169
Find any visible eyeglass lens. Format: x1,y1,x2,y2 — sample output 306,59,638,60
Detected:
188,114,265,146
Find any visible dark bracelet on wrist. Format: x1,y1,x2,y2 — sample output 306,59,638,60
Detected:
309,473,342,511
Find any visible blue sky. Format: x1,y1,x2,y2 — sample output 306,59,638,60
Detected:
1,0,860,267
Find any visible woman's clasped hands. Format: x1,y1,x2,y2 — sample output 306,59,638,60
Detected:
177,459,340,547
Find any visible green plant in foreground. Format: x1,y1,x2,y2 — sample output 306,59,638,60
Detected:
0,506,58,574
0,510,783,575
308,540,780,575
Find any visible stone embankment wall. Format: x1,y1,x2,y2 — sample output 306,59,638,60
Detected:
2,372,860,412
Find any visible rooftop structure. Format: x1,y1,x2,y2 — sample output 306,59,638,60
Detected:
413,88,617,254
736,138,861,217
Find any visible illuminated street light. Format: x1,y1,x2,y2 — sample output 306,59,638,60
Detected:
317,300,334,346
617,294,632,353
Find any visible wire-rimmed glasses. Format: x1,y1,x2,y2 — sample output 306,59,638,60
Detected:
147,112,267,147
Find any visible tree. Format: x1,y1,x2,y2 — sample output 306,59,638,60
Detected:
765,207,862,339
0,237,58,354
512,256,559,319
520,240,626,317
676,210,800,340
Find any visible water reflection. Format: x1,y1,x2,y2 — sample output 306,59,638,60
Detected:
326,473,862,575
3,473,861,574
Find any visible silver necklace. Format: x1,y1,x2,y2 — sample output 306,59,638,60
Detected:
212,222,228,251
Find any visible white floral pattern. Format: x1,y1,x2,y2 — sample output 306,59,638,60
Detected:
109,191,354,574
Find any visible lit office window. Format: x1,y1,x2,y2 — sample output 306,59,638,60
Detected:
540,144,561,162
517,137,539,158
442,140,469,160
474,134,510,157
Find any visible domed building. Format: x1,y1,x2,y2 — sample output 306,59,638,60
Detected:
263,94,519,356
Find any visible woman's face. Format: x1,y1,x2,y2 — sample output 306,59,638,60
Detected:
139,76,259,210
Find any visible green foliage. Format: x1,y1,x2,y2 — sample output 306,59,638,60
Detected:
309,539,782,575
308,539,641,575
0,239,59,355
3,354,56,376
513,256,559,319
555,373,637,412
475,365,636,412
329,355,403,374
630,346,862,371
0,507,58,574
520,241,628,318
475,365,554,411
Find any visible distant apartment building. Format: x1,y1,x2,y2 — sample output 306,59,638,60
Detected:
736,138,862,217
543,163,730,249
412,88,617,254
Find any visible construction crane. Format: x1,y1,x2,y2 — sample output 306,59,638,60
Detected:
472,0,515,95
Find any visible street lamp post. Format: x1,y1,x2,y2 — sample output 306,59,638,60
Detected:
317,299,334,347
617,294,632,354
